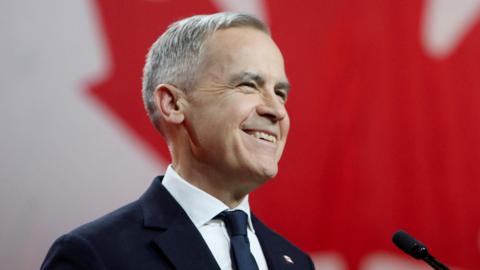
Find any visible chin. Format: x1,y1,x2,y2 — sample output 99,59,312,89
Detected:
235,164,277,193
263,166,278,179
238,153,281,184
254,162,279,182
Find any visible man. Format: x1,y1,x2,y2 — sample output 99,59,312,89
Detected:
41,12,315,270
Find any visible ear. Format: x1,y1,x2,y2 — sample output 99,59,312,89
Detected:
153,84,185,124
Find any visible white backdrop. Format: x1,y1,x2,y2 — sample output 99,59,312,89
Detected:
0,1,160,269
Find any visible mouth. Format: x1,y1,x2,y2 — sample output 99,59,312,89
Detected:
242,129,278,144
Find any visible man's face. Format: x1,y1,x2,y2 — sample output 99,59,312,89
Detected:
183,27,290,185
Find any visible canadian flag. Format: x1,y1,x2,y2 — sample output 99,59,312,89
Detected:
1,0,479,269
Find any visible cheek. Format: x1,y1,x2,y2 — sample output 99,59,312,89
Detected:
224,99,257,125
198,107,243,140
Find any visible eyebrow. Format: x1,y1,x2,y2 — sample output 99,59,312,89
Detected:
229,71,291,94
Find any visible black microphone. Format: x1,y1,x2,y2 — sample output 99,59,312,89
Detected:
392,230,450,270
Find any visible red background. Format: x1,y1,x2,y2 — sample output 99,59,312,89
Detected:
89,1,480,268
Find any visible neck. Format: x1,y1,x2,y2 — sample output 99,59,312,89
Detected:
168,131,264,208
172,160,251,209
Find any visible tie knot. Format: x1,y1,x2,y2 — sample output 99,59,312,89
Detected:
216,210,248,236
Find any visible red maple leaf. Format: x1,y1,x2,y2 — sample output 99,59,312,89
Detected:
89,0,219,163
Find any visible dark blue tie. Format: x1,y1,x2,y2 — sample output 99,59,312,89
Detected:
217,210,259,270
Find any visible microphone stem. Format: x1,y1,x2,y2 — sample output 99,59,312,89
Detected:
423,255,449,270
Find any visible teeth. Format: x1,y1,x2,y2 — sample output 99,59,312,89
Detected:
251,131,277,143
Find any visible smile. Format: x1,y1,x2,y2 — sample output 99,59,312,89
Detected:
243,130,278,144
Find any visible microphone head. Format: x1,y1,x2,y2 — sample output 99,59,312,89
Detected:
392,230,429,259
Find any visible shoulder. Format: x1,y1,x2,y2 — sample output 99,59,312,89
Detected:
56,175,169,246
41,176,181,269
71,200,143,240
40,232,106,270
41,200,145,270
70,199,143,240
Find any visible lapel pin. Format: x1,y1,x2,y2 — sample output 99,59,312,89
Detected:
283,255,294,264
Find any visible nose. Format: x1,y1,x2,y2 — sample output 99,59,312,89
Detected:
256,94,287,123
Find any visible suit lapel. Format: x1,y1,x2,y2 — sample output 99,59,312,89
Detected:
151,217,220,270
140,177,220,270
252,215,296,270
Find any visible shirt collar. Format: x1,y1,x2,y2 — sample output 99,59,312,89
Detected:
162,164,255,232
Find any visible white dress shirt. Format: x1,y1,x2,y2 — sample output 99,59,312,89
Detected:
162,165,268,270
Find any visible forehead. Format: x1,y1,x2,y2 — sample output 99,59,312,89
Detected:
198,27,288,83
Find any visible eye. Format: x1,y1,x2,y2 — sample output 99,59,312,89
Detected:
238,82,257,89
275,89,288,102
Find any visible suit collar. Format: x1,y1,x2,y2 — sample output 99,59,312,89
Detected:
139,176,220,270
140,176,177,229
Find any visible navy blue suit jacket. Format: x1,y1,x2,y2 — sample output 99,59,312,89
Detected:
41,176,315,269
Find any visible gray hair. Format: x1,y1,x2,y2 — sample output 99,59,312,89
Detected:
141,12,270,125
